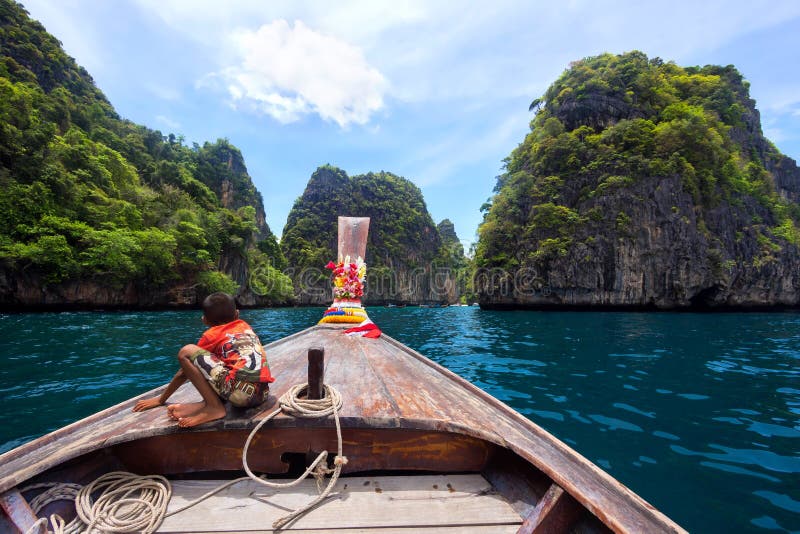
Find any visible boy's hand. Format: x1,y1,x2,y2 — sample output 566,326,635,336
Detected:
133,397,163,412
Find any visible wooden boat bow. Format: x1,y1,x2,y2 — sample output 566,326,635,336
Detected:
0,324,685,533
0,216,684,533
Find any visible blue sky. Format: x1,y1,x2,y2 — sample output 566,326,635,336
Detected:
20,0,800,250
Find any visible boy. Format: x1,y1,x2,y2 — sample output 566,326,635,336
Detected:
133,292,274,427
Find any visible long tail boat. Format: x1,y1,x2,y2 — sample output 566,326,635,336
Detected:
0,218,685,533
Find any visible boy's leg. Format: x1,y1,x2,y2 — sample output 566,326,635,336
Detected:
174,344,226,427
166,345,218,419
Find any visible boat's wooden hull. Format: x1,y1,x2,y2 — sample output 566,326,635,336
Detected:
0,325,685,533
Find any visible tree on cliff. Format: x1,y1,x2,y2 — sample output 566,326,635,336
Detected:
476,51,800,309
0,0,292,307
281,165,468,304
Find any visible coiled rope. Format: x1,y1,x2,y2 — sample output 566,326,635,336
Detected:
23,473,171,534
23,383,346,533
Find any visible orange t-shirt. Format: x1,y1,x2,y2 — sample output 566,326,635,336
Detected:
197,319,274,384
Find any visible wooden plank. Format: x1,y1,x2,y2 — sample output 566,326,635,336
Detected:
0,381,201,493
162,527,518,533
483,448,551,519
361,339,496,433
158,475,522,532
518,482,584,533
310,330,401,422
0,489,42,534
112,428,493,475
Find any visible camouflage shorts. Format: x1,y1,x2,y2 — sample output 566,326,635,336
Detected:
190,349,269,408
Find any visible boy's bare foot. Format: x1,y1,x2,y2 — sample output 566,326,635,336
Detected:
168,402,205,420
177,404,226,428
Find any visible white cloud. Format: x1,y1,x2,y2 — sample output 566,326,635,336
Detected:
129,0,800,109
201,19,388,128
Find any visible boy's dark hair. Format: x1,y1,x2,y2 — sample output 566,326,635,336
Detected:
202,292,237,326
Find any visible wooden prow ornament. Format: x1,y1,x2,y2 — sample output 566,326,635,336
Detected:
318,217,381,338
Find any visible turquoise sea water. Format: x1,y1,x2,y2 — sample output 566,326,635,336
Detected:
0,308,798,533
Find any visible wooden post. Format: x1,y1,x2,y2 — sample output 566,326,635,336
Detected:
308,347,325,400
0,489,44,534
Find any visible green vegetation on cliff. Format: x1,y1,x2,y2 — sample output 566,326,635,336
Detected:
282,165,468,303
0,1,292,306
476,51,800,308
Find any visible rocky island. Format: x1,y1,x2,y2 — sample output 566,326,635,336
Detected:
0,2,470,310
3,2,797,311
475,51,800,309
0,1,292,309
281,165,468,306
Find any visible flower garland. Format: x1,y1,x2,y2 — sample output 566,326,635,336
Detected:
325,256,366,300
319,305,368,324
317,255,381,336
319,256,368,325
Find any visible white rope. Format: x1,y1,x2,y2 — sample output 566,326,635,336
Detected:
243,383,347,529
23,383,346,533
23,482,82,534
77,472,172,533
23,474,171,534
166,383,347,529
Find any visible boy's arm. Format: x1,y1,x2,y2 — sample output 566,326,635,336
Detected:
132,369,187,412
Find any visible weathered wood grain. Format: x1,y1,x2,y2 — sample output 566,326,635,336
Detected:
379,332,686,533
160,529,518,534
0,324,686,533
157,474,522,532
483,448,552,519
112,428,493,476
519,482,585,533
0,489,42,533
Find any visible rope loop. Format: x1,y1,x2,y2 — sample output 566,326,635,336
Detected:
23,382,346,533
23,473,171,534
22,482,81,534
242,383,347,529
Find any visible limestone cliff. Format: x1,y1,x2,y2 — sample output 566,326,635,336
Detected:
0,2,292,309
476,52,800,309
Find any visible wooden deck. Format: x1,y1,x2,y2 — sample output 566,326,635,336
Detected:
158,474,521,533
0,324,685,533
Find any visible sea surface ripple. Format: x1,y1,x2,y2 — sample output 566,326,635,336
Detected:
0,308,798,533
